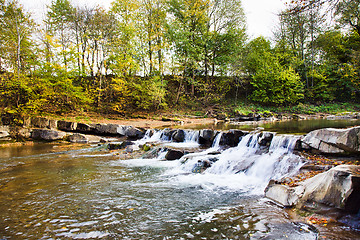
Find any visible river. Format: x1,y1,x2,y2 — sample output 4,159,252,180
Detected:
0,119,359,239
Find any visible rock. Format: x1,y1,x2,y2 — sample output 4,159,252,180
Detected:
265,180,302,207
49,119,58,129
199,129,215,146
172,129,185,142
234,158,256,173
125,127,145,139
31,117,50,128
68,133,103,143
108,141,134,150
258,132,274,147
94,124,120,135
57,121,77,131
220,130,247,147
165,149,184,160
265,165,360,213
160,129,175,141
142,144,151,151
301,126,360,154
31,129,67,141
298,165,360,213
142,148,161,159
16,128,31,139
76,123,96,134
0,131,10,139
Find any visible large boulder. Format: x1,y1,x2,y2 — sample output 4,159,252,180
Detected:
76,123,96,134
31,129,67,141
298,165,360,212
57,121,77,131
220,130,247,147
258,132,274,147
301,127,360,154
125,126,145,139
265,165,360,213
172,129,185,142
199,129,215,146
94,123,120,135
165,149,184,160
264,180,302,207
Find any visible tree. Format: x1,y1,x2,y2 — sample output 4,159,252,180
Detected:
46,0,74,71
245,37,304,105
0,0,36,74
335,0,360,35
110,0,141,77
139,0,168,76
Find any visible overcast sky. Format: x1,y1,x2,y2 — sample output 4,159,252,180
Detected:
19,0,286,39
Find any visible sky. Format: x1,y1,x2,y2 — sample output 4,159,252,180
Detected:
19,0,287,39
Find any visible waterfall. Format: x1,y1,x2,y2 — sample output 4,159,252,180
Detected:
211,132,223,149
135,129,304,192
184,130,200,143
172,133,304,192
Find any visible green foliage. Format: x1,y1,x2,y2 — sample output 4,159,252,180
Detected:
305,69,333,102
129,76,167,110
245,37,304,105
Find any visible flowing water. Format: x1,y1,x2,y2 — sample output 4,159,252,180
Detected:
0,125,360,239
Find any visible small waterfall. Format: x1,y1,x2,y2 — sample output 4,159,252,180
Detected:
184,130,200,143
269,135,299,153
211,132,223,149
135,129,304,192
175,133,304,192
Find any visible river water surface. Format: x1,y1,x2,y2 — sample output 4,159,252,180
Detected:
0,119,360,239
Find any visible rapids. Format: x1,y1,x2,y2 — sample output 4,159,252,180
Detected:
0,128,359,239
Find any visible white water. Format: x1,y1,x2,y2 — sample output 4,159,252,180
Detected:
132,131,304,194
137,129,200,148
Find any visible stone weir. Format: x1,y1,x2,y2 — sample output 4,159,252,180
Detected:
1,117,360,155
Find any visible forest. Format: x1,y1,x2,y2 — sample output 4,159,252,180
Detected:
0,0,359,119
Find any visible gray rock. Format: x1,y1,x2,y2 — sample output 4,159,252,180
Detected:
94,123,120,135
298,165,360,212
125,127,145,139
301,127,360,154
265,180,302,207
57,121,77,131
15,128,31,139
68,133,103,143
165,149,184,160
31,117,50,128
265,165,360,213
172,129,185,142
258,132,274,147
76,123,95,134
199,129,215,145
31,129,67,141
